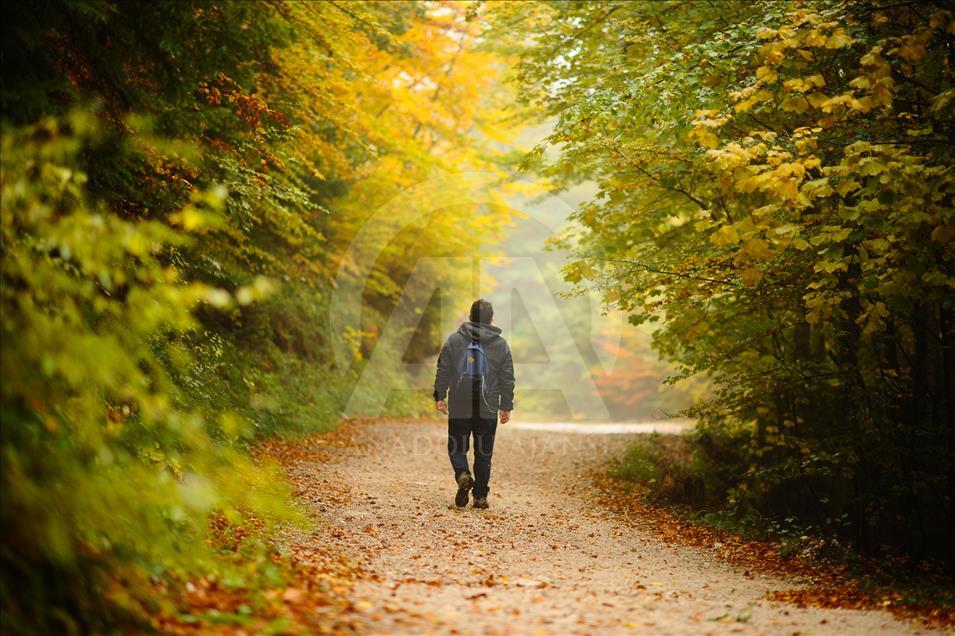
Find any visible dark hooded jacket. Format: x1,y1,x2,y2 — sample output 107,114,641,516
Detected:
433,321,515,419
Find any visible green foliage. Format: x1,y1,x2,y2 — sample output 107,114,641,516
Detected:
499,0,955,567
0,114,303,633
608,436,665,484
1,0,519,631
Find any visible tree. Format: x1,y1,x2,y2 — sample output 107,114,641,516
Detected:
497,0,954,566
0,1,522,630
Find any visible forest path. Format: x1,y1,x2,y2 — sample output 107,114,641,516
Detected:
282,420,924,635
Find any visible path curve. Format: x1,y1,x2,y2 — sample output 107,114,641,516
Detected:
284,420,928,635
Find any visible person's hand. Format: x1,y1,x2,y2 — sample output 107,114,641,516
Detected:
436,400,448,415
499,410,510,424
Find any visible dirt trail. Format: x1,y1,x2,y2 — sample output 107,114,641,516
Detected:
283,420,928,635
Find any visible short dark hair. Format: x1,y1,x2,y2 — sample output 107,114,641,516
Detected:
469,298,493,324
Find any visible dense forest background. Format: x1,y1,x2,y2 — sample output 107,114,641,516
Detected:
1,2,523,630
1,0,952,632
491,0,954,571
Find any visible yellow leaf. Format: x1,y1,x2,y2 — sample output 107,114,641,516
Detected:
825,31,853,48
740,238,772,261
735,96,757,113
741,268,764,287
894,43,926,61
710,225,739,247
836,180,860,197
931,224,955,243
806,92,829,108
821,93,853,112
784,78,809,93
769,175,802,200
783,75,824,94
709,143,753,170
691,128,719,148
756,66,778,83
802,177,833,198
780,96,809,113
734,89,772,113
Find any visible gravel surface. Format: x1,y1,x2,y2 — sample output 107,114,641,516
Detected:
284,420,929,635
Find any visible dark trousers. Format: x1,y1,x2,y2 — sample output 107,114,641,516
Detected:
448,415,497,498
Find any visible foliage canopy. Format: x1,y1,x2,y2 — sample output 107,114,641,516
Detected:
1,1,519,630
496,0,954,566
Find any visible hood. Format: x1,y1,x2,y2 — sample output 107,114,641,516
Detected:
457,321,501,343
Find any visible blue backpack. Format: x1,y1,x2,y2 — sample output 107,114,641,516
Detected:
456,338,488,402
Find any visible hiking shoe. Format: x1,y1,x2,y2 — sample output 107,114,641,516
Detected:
455,473,474,507
473,496,489,509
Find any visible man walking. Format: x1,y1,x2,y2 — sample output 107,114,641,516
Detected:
434,299,515,509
